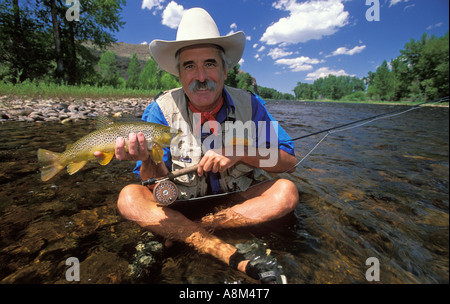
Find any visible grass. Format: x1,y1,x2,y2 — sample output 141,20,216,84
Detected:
1,81,447,107
0,81,160,100
311,98,426,106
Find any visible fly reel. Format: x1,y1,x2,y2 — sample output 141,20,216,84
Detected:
153,180,179,206
142,164,199,206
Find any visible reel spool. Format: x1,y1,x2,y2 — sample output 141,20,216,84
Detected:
153,180,178,206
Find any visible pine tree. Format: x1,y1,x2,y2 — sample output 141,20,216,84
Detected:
139,60,160,90
126,53,141,89
371,60,394,100
98,51,120,87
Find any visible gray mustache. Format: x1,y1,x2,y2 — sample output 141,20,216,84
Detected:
189,80,217,93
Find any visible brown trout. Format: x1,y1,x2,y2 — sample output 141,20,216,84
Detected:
37,116,181,181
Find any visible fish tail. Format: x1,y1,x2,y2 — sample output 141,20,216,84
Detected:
37,149,64,181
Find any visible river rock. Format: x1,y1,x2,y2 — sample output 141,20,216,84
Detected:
0,97,152,122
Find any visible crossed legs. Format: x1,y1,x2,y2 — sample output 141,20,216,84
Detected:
117,179,299,275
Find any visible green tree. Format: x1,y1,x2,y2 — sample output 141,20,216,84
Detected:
126,53,141,89
236,72,254,92
416,32,449,99
0,0,126,85
368,60,394,100
98,51,120,87
49,0,126,85
390,56,411,101
160,72,180,90
397,32,449,100
0,0,53,82
225,64,239,88
293,82,314,100
139,59,160,90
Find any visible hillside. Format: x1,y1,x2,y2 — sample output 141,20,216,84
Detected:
85,41,151,79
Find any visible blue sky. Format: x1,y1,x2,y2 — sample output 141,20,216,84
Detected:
114,0,449,94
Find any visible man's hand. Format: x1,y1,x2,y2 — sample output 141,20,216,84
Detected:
94,132,149,162
197,149,242,177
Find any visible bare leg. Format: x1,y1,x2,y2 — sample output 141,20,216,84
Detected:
118,184,238,267
199,179,299,230
117,179,298,277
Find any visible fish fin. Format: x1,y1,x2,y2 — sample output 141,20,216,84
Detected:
66,161,88,175
37,149,64,182
98,151,115,166
151,143,164,164
96,116,115,129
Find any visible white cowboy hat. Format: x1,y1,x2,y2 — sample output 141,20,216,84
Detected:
149,8,246,76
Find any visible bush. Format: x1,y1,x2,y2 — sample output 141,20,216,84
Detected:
341,91,367,102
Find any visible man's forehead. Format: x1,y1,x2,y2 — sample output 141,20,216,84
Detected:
177,44,223,59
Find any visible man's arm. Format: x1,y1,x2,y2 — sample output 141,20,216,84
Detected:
197,147,297,177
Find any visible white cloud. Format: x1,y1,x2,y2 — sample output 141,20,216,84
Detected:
275,56,322,72
327,45,366,57
141,0,165,15
161,1,185,29
238,58,245,66
257,46,266,53
268,48,293,59
140,41,148,45
260,0,349,45
427,22,443,30
227,23,238,35
254,54,262,62
389,0,409,7
305,67,351,81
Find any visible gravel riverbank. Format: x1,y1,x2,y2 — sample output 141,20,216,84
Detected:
0,96,152,123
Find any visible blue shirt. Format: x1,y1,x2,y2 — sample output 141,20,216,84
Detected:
134,89,295,193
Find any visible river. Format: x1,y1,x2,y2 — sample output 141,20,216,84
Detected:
0,101,448,284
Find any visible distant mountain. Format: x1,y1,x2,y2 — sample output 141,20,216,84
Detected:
84,41,151,79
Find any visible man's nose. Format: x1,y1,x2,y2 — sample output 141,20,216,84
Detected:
195,66,207,82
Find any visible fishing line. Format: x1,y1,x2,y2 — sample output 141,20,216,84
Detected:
284,96,449,173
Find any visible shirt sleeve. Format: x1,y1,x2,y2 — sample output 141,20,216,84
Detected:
133,101,172,179
251,94,295,156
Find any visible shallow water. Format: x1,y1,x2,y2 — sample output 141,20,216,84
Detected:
0,101,448,284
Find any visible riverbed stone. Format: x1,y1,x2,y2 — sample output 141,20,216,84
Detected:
0,97,152,122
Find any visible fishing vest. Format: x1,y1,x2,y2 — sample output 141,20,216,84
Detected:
155,85,259,199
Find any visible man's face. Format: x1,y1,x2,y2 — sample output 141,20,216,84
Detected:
178,45,227,111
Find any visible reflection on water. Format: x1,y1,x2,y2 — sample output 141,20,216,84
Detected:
0,101,448,283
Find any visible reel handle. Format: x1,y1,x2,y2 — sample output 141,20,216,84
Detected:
167,164,199,180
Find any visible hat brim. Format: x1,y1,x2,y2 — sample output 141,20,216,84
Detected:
149,31,246,76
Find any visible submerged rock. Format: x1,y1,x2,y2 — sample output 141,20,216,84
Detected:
128,232,164,280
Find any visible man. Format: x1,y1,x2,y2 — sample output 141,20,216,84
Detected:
99,8,299,283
